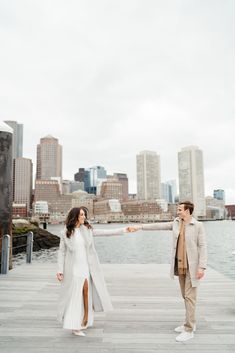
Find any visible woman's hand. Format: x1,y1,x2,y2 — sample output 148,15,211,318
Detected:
56,273,64,281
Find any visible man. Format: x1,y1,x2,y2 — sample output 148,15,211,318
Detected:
136,201,207,342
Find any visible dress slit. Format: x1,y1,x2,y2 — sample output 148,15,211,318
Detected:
82,278,89,326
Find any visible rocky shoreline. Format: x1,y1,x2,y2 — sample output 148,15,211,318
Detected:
12,219,60,255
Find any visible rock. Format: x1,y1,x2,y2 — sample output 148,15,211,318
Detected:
12,222,60,254
33,227,60,251
12,219,32,228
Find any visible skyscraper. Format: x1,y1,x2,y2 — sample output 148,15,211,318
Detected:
167,180,177,203
89,166,107,194
4,120,23,159
13,158,33,211
100,178,123,200
161,179,177,203
113,173,129,201
36,135,62,180
178,146,206,217
74,168,85,182
74,168,91,193
137,150,161,200
161,182,171,203
213,189,225,202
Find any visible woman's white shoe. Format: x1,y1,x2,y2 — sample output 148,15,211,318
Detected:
72,330,86,336
81,325,88,330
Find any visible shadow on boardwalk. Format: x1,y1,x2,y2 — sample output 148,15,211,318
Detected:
0,263,235,353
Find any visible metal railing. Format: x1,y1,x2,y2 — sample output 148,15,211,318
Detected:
0,232,34,275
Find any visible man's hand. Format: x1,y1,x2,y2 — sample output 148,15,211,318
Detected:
56,273,64,282
196,268,205,279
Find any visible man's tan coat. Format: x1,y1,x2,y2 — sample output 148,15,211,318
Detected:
142,217,207,287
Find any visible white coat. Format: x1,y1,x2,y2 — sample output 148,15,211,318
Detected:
57,225,125,323
142,217,207,287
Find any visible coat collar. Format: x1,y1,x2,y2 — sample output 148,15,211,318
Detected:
175,216,197,225
63,225,92,250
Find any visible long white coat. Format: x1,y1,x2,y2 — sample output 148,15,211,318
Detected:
142,217,207,287
57,225,125,323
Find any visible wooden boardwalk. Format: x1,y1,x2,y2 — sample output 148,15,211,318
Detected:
0,263,235,353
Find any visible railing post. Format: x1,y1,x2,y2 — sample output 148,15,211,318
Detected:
1,234,10,274
26,231,33,263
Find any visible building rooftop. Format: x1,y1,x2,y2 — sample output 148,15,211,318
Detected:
0,121,13,133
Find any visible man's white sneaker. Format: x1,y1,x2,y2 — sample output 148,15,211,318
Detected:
176,331,194,342
174,324,196,333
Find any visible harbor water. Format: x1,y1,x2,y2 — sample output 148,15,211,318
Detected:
13,220,235,281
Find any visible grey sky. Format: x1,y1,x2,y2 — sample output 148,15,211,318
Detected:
1,0,235,203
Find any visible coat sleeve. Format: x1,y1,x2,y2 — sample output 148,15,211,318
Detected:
141,222,173,231
92,227,126,237
57,232,66,274
198,223,207,269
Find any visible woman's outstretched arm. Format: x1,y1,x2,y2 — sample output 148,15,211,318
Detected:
92,226,136,237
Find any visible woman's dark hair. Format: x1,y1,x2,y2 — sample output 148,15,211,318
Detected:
65,206,92,238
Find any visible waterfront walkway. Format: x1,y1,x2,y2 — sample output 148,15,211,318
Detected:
0,263,235,353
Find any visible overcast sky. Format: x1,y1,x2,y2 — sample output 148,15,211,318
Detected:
0,0,235,203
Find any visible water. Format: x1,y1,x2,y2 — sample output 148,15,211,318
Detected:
13,221,235,281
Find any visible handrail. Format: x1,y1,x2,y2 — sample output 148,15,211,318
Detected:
0,232,34,275
13,234,31,239
12,233,31,252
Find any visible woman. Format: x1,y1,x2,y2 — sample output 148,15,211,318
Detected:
56,206,132,336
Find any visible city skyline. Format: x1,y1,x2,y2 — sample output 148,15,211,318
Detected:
1,122,234,204
1,2,235,203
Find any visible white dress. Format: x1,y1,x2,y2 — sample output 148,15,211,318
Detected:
62,228,94,330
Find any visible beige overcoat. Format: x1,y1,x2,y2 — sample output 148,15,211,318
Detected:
57,225,125,322
142,217,207,287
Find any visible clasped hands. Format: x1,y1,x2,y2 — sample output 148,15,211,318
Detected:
125,225,142,233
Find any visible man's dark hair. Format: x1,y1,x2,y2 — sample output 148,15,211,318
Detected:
179,201,194,215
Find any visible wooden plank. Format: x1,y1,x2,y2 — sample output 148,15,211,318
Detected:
0,263,235,352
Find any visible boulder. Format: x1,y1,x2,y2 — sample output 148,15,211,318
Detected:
12,222,60,254
33,227,60,251
12,219,32,228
